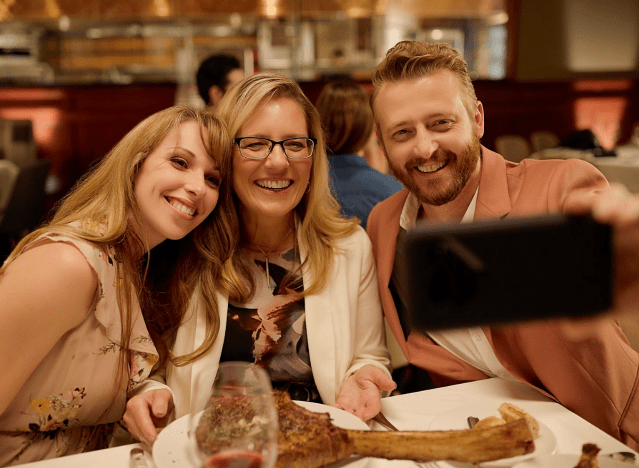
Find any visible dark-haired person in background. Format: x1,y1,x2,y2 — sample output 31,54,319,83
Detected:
316,79,402,227
196,54,245,110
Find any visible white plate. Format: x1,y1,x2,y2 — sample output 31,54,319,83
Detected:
428,404,558,468
152,401,370,468
512,453,634,468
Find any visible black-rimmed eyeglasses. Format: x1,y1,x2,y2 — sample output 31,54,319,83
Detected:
234,137,316,160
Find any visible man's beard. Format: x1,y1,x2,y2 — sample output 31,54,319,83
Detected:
388,136,481,207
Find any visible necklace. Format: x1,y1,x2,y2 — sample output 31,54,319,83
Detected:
247,226,295,283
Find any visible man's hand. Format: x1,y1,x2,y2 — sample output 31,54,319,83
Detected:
562,183,639,338
123,389,174,446
333,365,396,421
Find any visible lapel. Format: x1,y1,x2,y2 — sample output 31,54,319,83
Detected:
473,147,513,344
188,290,228,414
474,147,513,220
298,225,337,402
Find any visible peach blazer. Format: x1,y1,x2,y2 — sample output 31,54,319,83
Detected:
367,147,639,450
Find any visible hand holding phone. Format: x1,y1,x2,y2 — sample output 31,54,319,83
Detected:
398,214,613,331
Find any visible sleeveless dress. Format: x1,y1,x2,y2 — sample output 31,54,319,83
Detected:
0,233,158,466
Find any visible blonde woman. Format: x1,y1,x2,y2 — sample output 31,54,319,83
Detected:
0,106,233,465
124,73,394,446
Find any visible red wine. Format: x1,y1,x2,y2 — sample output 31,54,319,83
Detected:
204,450,264,468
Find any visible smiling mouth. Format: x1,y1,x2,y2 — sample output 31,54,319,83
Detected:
167,197,196,216
415,160,447,173
256,180,292,191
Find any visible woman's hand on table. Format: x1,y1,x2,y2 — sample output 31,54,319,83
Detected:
123,388,173,446
333,365,396,421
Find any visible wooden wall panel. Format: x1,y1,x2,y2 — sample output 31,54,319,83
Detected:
0,83,177,212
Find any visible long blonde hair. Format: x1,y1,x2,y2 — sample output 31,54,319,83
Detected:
1,105,236,372
216,72,358,300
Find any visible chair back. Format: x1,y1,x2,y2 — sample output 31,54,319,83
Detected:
0,119,37,168
0,159,19,219
530,131,560,152
0,159,51,239
495,135,531,163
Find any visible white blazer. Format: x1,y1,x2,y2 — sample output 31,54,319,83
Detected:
138,226,392,419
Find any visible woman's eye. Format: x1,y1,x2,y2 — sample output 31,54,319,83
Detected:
286,143,304,152
206,176,221,187
171,156,187,167
245,143,268,151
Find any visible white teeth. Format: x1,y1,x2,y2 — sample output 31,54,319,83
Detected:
416,161,446,173
169,198,196,216
257,180,291,189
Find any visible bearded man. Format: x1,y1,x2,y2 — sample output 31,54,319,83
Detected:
366,40,639,450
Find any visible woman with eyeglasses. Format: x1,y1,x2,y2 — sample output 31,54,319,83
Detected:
123,73,395,446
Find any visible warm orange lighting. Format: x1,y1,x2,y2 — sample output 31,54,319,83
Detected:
574,97,627,150
0,0,15,21
44,0,61,18
153,0,171,17
263,0,279,18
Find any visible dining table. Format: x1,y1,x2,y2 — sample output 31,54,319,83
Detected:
17,377,638,468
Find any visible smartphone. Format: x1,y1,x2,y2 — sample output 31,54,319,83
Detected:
398,214,613,331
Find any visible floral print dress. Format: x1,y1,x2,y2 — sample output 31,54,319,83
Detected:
0,234,158,466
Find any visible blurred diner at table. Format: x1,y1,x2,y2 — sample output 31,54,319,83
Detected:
316,78,403,227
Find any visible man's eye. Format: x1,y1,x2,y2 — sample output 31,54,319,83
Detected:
393,129,410,140
433,120,452,128
171,157,187,167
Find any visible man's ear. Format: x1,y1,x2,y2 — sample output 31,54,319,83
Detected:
474,101,485,139
208,85,225,108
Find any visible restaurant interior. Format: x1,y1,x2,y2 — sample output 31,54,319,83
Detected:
1,1,639,467
0,0,638,233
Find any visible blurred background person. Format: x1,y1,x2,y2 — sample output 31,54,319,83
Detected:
196,54,245,110
316,78,403,227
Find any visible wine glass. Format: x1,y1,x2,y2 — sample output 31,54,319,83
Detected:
188,361,279,468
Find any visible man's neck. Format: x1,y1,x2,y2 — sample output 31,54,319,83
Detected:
418,158,482,222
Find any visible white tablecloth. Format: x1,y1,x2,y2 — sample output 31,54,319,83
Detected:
17,378,637,468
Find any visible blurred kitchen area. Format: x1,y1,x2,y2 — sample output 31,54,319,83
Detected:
0,0,638,246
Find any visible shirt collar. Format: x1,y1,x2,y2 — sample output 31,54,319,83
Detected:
399,187,479,230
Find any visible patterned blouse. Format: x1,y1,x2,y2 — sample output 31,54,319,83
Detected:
220,247,321,403
0,233,158,466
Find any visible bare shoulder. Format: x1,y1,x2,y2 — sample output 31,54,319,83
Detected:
21,240,96,285
1,240,98,328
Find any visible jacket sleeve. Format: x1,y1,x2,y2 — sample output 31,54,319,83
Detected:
343,229,392,382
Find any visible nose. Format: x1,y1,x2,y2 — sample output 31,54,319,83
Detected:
414,127,438,158
264,144,289,170
185,170,206,198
